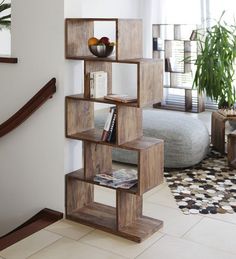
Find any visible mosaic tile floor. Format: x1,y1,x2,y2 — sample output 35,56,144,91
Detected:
165,149,236,215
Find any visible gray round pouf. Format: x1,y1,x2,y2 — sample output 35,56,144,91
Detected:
95,109,210,168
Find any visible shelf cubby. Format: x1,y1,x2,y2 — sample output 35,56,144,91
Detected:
65,18,164,243
83,59,163,108
152,23,204,113
66,178,163,242
66,97,143,145
65,18,143,60
66,135,164,196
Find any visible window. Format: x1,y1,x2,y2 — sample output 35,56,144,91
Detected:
0,0,11,55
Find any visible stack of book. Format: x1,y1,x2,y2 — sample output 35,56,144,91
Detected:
101,107,117,142
94,169,138,189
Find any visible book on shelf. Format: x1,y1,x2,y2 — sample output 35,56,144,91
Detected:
89,71,107,98
107,109,117,142
165,58,172,72
104,94,137,103
94,168,138,189
190,30,197,41
153,37,164,51
101,107,116,141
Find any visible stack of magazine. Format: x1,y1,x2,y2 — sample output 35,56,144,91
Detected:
94,169,138,189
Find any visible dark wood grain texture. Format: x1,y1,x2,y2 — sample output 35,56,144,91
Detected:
67,202,117,232
117,19,143,60
65,19,94,58
118,216,163,243
66,175,94,215
0,78,56,138
211,111,227,153
139,140,164,194
84,142,112,178
65,98,94,136
0,56,18,63
66,94,138,107
0,208,63,251
138,60,163,107
117,106,143,145
116,191,142,229
185,89,192,112
66,169,138,194
227,130,236,167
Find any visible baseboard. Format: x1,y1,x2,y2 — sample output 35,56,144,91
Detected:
0,208,63,251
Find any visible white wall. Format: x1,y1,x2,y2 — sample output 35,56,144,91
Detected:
0,0,65,236
0,0,11,54
140,0,202,57
65,0,141,18
0,0,141,236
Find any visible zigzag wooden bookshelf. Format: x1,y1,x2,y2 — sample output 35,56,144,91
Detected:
65,18,164,242
152,23,205,113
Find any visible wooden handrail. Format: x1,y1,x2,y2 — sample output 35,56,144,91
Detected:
0,208,63,251
0,78,56,138
0,56,18,63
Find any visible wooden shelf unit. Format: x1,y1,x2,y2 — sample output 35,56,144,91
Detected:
65,18,143,60
83,58,163,108
65,18,164,243
152,23,205,113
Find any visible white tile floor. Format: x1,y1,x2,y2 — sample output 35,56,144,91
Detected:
1,110,236,259
1,184,236,259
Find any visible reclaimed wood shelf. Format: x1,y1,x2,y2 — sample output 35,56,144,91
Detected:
153,88,205,113
211,111,236,154
67,169,138,194
65,18,142,60
66,201,163,243
152,23,205,113
228,130,236,168
65,18,164,243
67,94,138,107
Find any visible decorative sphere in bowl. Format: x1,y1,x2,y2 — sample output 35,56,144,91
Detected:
89,44,114,58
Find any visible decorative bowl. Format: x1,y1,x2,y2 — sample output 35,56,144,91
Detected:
89,45,114,58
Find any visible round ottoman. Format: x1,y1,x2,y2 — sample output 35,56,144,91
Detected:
95,109,210,168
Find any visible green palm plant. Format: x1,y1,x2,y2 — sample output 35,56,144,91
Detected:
193,11,236,108
0,0,11,30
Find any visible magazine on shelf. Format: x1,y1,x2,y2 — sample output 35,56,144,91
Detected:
89,71,107,98
94,168,138,189
104,94,137,103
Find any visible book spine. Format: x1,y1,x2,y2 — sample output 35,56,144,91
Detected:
153,37,158,51
101,107,115,141
106,111,117,142
90,72,94,98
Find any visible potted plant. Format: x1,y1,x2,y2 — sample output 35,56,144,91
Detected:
0,0,11,30
193,11,236,108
